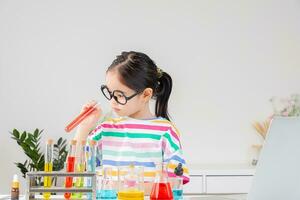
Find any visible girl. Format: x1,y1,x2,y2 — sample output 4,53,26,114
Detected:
74,51,189,189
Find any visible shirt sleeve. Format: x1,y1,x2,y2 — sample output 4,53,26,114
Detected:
162,123,190,184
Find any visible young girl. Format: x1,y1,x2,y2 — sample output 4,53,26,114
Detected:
74,51,189,189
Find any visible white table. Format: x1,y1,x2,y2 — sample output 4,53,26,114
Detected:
186,164,255,194
0,194,247,200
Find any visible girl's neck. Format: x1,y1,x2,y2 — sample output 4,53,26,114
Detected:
128,104,155,120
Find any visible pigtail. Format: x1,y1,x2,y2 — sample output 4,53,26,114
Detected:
155,71,172,121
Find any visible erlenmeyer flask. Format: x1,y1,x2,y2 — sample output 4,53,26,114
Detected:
150,162,173,200
98,167,117,200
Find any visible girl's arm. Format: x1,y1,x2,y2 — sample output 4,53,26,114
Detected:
163,125,190,184
73,101,102,157
73,101,102,140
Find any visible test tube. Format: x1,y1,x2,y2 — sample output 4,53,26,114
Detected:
43,139,53,199
65,102,100,133
72,140,87,199
64,139,77,199
87,140,97,200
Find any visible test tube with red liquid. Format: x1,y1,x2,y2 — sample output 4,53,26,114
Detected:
65,102,100,133
64,139,77,199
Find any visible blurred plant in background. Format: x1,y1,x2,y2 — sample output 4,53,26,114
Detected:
253,94,300,140
252,119,270,140
270,94,300,117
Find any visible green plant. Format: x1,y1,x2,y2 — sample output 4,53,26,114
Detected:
10,128,68,185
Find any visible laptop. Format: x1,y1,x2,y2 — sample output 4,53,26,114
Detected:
247,117,300,200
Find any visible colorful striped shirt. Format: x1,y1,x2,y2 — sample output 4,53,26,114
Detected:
88,116,190,184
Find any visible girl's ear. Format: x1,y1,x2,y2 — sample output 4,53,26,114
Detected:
141,88,153,102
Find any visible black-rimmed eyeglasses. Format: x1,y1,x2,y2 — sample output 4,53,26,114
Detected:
101,85,141,105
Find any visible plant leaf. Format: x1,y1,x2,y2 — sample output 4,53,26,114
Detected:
34,129,39,138
58,137,62,145
20,132,27,142
12,129,20,139
15,161,29,178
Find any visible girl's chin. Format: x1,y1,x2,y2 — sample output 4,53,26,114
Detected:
113,109,125,116
112,108,134,118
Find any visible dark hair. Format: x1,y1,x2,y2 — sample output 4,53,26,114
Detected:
107,51,173,121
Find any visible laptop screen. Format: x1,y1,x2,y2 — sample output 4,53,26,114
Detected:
247,117,300,200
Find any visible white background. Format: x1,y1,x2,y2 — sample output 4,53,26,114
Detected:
0,0,299,194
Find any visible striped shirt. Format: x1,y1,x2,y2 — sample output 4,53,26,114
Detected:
88,116,190,184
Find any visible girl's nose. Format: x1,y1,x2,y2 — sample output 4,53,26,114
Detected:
110,98,118,107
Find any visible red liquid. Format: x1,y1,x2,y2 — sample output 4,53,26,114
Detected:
64,156,75,199
150,182,173,200
65,105,97,133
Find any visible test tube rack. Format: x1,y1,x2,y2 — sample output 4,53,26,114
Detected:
25,171,97,200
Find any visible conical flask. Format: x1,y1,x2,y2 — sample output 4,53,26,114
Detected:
98,167,117,200
150,162,173,200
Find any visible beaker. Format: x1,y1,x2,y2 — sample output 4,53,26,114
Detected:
118,164,144,200
169,176,183,200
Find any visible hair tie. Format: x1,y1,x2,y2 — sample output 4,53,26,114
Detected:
157,67,163,78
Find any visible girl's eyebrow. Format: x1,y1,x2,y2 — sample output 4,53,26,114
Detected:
107,86,127,95
115,89,127,95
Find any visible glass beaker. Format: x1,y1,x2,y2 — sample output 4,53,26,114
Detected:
118,164,144,200
169,177,183,200
150,162,173,200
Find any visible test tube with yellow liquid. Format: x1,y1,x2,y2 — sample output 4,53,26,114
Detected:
72,140,86,199
43,139,53,199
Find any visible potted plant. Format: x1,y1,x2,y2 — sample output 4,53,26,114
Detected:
10,128,68,187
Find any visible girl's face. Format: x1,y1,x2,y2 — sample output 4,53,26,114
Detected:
105,70,149,117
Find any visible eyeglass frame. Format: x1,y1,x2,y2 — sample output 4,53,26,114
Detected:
100,85,142,105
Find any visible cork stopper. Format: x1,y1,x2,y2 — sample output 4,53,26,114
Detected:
12,174,19,188
81,140,86,145
46,139,53,145
70,139,77,145
89,140,97,146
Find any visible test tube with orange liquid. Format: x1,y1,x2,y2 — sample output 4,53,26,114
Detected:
65,102,100,133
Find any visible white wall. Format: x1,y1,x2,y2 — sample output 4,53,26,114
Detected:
0,0,299,194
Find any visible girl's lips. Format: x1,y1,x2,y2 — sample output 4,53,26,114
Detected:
113,108,121,112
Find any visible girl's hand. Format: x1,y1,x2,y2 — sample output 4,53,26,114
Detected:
77,100,102,132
